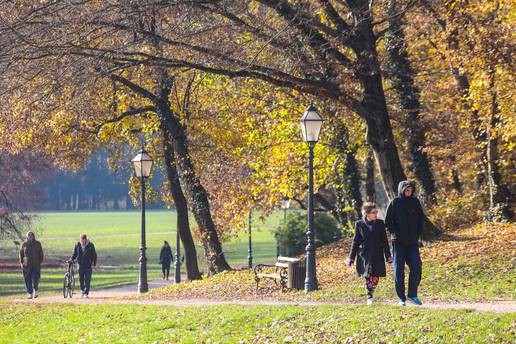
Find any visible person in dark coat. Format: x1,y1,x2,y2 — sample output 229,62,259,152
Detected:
346,203,392,305
70,234,97,298
159,241,174,280
385,180,426,306
19,231,44,299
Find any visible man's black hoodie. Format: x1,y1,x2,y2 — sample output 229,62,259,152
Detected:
385,181,426,246
71,241,97,268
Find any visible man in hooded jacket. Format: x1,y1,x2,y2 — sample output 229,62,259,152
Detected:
385,181,426,306
70,234,97,298
19,231,44,299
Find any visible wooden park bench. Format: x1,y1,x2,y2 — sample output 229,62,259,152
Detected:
253,256,305,291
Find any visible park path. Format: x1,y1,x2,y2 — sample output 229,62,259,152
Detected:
10,280,516,314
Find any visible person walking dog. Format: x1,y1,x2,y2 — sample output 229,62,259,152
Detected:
385,180,426,306
159,241,174,280
19,231,44,299
70,234,97,298
346,203,392,305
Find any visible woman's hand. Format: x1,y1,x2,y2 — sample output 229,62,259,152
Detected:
387,257,393,264
345,258,353,267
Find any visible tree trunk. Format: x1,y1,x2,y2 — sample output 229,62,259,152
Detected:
385,0,437,202
451,70,488,190
485,71,512,221
344,146,362,220
162,130,202,280
347,10,406,199
450,168,462,194
365,148,376,203
347,1,440,240
330,124,363,222
155,72,231,274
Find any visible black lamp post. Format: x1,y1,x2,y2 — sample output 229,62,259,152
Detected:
174,228,181,284
299,103,323,293
279,197,291,257
131,149,153,293
248,211,253,269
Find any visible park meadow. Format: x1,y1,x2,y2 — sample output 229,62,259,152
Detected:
0,0,514,343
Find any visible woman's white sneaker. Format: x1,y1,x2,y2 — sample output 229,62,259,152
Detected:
367,297,374,305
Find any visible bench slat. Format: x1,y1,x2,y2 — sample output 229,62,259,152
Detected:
256,273,281,279
277,256,301,263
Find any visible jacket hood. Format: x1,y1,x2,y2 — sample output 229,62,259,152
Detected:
398,180,416,197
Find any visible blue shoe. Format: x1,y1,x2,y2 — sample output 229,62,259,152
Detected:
408,296,422,305
398,299,406,306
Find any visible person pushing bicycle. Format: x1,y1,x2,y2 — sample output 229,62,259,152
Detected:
70,234,97,298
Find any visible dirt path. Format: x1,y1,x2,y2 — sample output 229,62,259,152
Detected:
9,281,516,314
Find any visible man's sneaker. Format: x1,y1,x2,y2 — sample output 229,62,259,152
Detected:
33,291,38,299
81,292,85,298
398,299,406,306
27,293,33,299
367,297,374,306
84,294,89,298
408,296,422,305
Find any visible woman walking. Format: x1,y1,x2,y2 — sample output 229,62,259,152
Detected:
159,241,174,280
346,203,392,305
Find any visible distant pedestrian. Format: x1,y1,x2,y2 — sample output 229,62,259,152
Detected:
159,241,174,280
385,180,426,306
19,231,44,299
346,203,392,305
70,234,97,298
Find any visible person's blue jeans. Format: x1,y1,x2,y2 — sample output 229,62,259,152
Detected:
392,241,422,301
22,267,40,294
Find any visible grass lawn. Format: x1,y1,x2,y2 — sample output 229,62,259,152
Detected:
0,267,163,298
0,210,281,297
145,223,516,303
0,303,513,343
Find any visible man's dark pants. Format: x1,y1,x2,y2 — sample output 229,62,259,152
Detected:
392,241,422,301
78,266,93,295
22,267,40,294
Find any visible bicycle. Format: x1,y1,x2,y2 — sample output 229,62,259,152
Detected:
63,260,76,298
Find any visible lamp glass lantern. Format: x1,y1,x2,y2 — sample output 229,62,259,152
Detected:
299,104,323,143
280,198,291,210
131,150,153,178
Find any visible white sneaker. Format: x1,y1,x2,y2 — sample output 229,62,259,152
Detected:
33,291,38,299
367,297,374,305
27,293,33,299
84,294,89,298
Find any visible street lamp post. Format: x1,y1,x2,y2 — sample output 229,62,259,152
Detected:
279,197,291,257
131,149,154,293
299,103,323,293
248,211,253,269
174,228,181,284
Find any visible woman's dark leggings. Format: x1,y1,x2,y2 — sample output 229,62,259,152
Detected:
162,264,170,278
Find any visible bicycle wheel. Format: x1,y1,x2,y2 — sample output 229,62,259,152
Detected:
63,274,70,298
70,273,75,297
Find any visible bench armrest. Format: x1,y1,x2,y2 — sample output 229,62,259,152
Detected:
253,264,276,275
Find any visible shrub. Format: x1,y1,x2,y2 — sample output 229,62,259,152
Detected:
274,211,342,256
427,191,484,232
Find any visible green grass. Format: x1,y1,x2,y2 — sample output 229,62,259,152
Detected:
0,210,281,297
0,303,513,343
0,267,163,298
1,210,280,265
308,254,516,303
